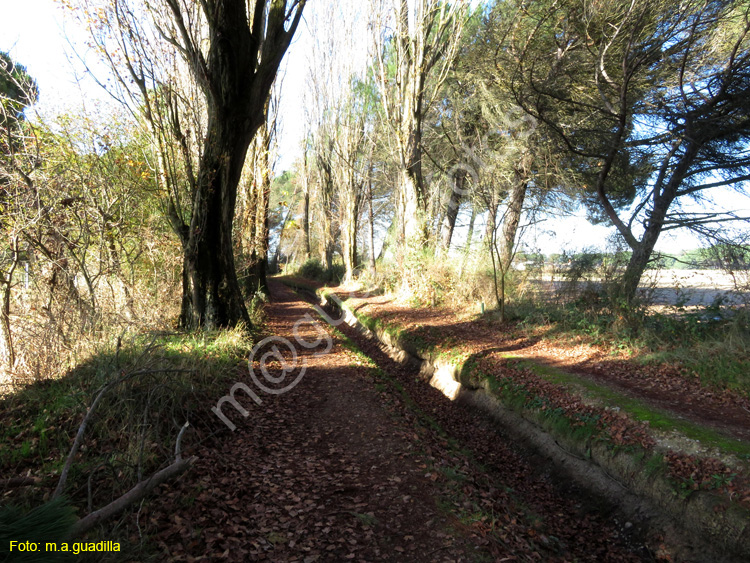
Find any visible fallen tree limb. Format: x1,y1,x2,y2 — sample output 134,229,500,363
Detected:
0,476,42,488
53,376,121,500
53,368,195,499
71,454,197,537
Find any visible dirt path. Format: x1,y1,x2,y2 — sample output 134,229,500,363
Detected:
148,280,646,561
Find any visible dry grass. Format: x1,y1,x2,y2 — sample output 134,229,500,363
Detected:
1,249,183,395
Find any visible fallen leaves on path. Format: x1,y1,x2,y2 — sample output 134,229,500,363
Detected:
142,281,647,561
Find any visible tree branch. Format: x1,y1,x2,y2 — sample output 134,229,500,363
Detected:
70,455,196,537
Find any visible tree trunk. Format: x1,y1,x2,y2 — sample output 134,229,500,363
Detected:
441,169,465,250
240,119,271,298
317,149,335,271
340,150,361,281
0,236,22,371
240,166,270,297
401,168,427,246
0,264,17,371
399,99,430,247
500,181,527,269
458,204,477,277
252,166,270,296
486,204,503,317
179,265,191,328
367,172,377,276
166,0,305,329
616,142,699,305
302,168,311,262
465,204,477,256
321,213,334,272
342,197,358,282
484,202,498,244
183,119,251,329
619,199,670,304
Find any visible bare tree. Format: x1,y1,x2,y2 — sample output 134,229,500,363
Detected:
301,2,374,278
237,89,281,297
0,53,39,371
335,106,366,282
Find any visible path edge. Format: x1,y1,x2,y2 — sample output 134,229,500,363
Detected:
305,284,750,563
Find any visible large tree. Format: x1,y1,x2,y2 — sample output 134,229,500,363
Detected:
163,0,305,328
511,0,750,304
79,0,305,328
371,0,468,247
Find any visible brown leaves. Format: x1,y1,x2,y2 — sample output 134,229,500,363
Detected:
663,451,748,502
137,280,653,561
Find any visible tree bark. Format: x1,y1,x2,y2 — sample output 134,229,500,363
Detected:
484,202,498,244
486,201,504,318
342,195,359,282
466,205,476,250
239,117,272,297
617,142,700,304
367,171,377,276
340,148,361,282
440,168,465,250
400,122,428,246
0,237,18,370
183,118,252,328
252,168,270,295
167,0,305,329
500,180,527,269
317,145,335,271
302,152,311,262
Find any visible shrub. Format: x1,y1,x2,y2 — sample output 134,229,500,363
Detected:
294,258,345,283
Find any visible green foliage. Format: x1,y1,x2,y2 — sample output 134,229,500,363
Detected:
0,328,254,539
510,284,750,395
0,101,182,384
0,51,38,126
292,258,345,284
662,246,750,271
0,497,75,562
644,454,667,477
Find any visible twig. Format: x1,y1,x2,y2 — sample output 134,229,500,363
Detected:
72,418,195,537
0,476,42,488
53,374,125,499
175,421,190,461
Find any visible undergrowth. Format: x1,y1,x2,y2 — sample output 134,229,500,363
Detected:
288,257,345,284
510,295,750,395
0,326,255,561
328,287,750,506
